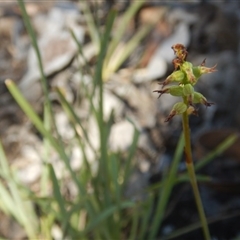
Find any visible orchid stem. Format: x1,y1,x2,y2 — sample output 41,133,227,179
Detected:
182,96,211,240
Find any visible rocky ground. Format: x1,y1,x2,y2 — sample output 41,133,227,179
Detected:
0,1,240,239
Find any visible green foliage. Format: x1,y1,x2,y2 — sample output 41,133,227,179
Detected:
0,1,238,240
0,141,38,239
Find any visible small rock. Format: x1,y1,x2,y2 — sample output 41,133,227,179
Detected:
55,111,74,140
19,4,85,103
17,162,42,185
103,89,124,120
109,120,135,151
70,146,83,171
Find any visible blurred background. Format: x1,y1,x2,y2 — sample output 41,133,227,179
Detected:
0,0,240,239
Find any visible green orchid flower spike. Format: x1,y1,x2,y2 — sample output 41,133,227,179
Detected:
154,43,217,122
154,44,217,240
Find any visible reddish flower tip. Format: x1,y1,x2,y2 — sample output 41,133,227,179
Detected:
204,101,214,107
164,112,176,122
153,89,168,98
200,58,206,66
171,43,188,61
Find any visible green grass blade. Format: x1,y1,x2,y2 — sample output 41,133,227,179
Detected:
93,8,116,87
0,141,38,238
163,209,239,240
129,205,140,240
0,183,38,239
8,184,37,238
69,28,92,75
93,9,116,208
40,102,52,196
174,133,238,192
123,126,139,188
138,194,155,240
163,219,204,240
56,87,96,156
109,153,121,202
105,1,145,64
48,164,68,228
17,0,49,100
84,201,134,234
195,133,238,171
79,0,100,52
0,182,16,216
0,139,11,176
149,133,184,239
5,80,82,192
6,80,61,154
17,0,57,163
109,153,121,238
103,24,152,81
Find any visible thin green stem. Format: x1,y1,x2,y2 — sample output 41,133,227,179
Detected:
182,97,211,240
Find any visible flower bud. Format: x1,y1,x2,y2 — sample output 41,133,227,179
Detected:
165,102,187,122
171,70,185,82
199,64,217,74
181,62,196,84
192,66,201,79
153,85,184,98
161,70,185,87
169,86,183,96
193,92,205,103
192,63,217,79
183,84,194,96
181,61,193,69
193,92,214,107
173,102,187,114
